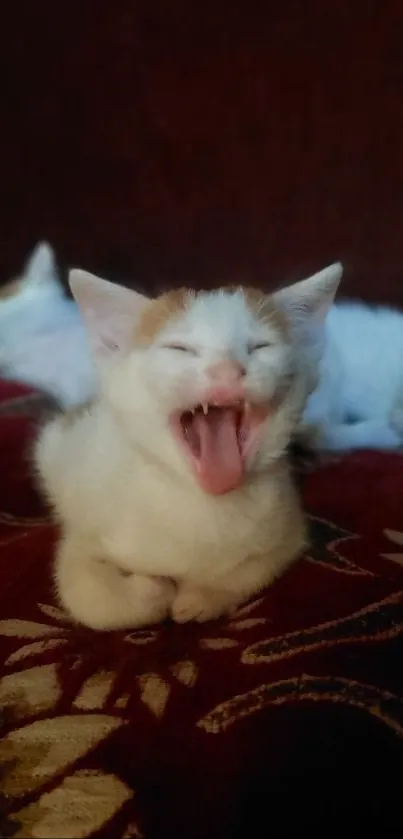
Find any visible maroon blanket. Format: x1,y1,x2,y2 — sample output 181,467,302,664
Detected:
0,381,402,838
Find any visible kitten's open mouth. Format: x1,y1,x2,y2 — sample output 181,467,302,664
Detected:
170,400,268,495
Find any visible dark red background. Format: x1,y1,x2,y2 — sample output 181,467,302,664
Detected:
2,0,403,302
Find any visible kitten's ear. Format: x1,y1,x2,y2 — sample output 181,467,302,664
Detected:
23,241,58,287
69,269,148,361
273,262,342,359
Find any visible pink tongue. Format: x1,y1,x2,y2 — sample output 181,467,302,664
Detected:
192,408,243,495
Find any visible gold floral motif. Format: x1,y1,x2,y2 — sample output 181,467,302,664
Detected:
0,599,257,724
0,554,400,839
0,590,272,837
1,602,70,669
231,597,265,617
73,671,116,711
198,674,403,736
227,618,267,630
137,673,171,718
124,630,159,645
115,693,130,710
0,714,124,796
306,514,369,576
170,660,198,687
199,638,239,650
382,529,403,566
11,770,132,839
0,664,61,720
0,594,270,724
6,638,68,666
0,618,65,639
242,591,403,664
37,603,71,622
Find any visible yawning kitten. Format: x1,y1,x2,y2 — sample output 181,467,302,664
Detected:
34,263,342,630
0,242,96,407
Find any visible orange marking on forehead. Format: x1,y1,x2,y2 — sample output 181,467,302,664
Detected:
134,284,289,345
134,288,194,344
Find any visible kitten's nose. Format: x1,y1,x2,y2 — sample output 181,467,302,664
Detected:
206,359,246,382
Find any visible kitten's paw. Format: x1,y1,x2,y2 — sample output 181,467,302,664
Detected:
172,586,234,624
128,575,176,625
58,560,176,631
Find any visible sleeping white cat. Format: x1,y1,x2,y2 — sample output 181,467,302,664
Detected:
300,300,403,452
34,262,341,631
0,242,96,407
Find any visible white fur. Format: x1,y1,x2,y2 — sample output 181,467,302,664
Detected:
301,300,403,451
0,243,96,407
34,264,341,630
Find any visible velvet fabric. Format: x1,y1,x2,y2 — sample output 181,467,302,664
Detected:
0,382,403,838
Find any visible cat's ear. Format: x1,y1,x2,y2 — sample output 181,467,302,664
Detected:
272,262,342,359
69,269,149,361
23,241,58,288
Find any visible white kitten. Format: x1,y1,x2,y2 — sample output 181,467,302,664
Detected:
34,263,342,630
0,242,96,407
300,300,403,452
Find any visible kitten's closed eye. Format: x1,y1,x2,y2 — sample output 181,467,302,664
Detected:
248,342,273,353
162,343,197,355
163,342,272,355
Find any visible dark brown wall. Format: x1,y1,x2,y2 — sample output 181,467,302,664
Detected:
2,1,403,302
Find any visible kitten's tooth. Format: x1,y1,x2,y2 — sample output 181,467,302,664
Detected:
191,407,195,415
203,403,208,415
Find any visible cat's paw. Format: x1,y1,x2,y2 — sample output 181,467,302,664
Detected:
172,586,234,624
128,575,176,625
